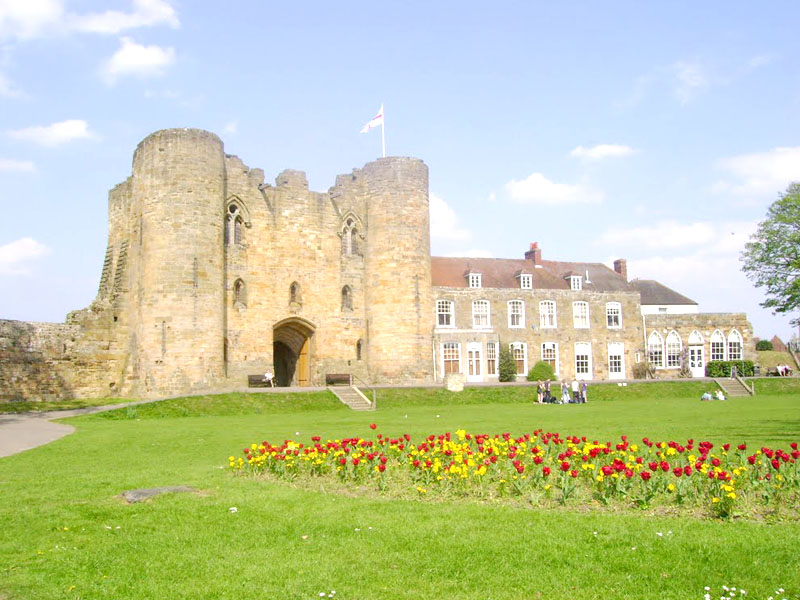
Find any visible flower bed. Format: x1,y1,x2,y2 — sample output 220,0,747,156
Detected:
229,426,800,518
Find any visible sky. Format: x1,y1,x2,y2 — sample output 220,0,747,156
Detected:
0,0,798,341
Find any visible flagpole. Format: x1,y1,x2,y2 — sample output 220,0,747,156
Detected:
381,110,386,158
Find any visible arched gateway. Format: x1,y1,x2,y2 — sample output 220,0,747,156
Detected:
272,317,315,387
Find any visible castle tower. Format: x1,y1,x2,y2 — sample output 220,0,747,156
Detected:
129,129,226,397
362,157,433,382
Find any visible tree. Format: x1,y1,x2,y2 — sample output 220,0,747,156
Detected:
741,183,800,326
498,344,518,382
755,339,774,351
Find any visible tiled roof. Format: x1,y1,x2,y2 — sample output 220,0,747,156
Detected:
629,279,697,305
431,256,632,292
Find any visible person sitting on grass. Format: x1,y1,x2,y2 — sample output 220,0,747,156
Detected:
715,389,726,401
700,391,712,401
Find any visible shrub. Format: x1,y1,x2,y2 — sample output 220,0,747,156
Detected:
527,361,555,382
705,360,755,377
498,345,518,382
756,340,774,351
632,361,654,380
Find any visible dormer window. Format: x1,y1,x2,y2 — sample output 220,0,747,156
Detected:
468,273,482,288
569,275,583,290
519,274,532,290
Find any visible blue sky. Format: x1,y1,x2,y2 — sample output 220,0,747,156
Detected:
0,1,798,341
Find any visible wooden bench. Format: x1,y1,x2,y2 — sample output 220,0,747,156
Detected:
248,375,273,387
325,373,351,386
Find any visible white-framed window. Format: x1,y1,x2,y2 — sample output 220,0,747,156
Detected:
666,331,682,368
572,301,589,328
519,274,532,289
472,300,490,328
468,273,482,288
541,342,558,375
570,275,583,290
575,342,592,378
606,302,622,329
608,342,624,378
510,342,527,376
539,300,557,328
436,300,454,328
442,342,461,375
486,342,497,376
508,300,524,328
647,331,664,368
728,330,743,361
710,330,726,361
688,330,704,345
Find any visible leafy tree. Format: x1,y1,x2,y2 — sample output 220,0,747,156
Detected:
755,339,774,351
498,344,518,382
741,183,800,326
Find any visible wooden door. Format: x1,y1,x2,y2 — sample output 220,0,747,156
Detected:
298,338,310,386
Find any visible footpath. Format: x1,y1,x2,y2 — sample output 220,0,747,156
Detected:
0,399,158,459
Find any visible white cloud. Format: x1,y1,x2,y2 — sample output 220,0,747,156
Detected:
0,0,64,40
101,37,175,84
430,193,471,242
9,119,94,146
570,144,637,160
0,158,35,171
712,146,800,200
505,172,603,205
0,237,50,275
70,0,179,34
0,0,178,41
746,54,775,69
672,61,709,105
598,220,754,253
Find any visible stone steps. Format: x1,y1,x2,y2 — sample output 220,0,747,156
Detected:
715,378,753,397
329,385,374,411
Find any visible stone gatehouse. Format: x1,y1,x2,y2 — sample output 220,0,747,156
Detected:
0,128,755,401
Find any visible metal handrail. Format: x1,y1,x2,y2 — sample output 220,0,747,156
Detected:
351,373,377,410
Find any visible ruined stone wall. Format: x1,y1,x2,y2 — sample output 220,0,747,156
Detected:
433,288,643,380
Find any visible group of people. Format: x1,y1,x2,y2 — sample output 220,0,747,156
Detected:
535,379,587,404
700,389,726,401
775,364,794,377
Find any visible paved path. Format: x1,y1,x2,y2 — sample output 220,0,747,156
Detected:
0,400,158,459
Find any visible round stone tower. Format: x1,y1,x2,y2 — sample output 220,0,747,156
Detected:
130,129,226,397
362,157,434,382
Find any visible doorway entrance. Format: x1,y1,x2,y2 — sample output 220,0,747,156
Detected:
272,317,315,387
689,346,704,378
466,342,482,382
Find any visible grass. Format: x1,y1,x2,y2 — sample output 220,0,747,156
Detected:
0,397,130,414
1,383,799,599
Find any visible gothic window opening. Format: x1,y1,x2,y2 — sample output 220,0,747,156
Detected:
647,331,664,368
356,339,363,361
341,285,353,311
290,281,301,304
341,217,361,256
226,203,247,246
233,279,246,307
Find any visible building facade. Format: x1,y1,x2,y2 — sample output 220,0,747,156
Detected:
0,129,755,401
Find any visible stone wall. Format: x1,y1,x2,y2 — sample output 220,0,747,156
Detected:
432,288,643,381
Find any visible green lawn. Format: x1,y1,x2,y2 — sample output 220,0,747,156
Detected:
1,383,799,599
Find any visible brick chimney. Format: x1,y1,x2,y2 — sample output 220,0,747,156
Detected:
613,258,628,281
525,242,543,267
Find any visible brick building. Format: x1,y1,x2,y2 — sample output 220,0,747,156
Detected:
0,129,755,401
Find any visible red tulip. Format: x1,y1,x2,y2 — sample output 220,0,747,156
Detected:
378,464,386,472
542,466,551,476
369,423,377,430
560,461,570,472
570,470,578,478
640,471,651,481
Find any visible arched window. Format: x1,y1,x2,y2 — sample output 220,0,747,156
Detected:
225,202,249,246
647,331,664,368
666,331,682,368
356,339,363,361
290,281,300,304
688,330,704,345
233,279,246,307
341,285,353,311
341,217,360,256
728,330,743,361
710,330,726,361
